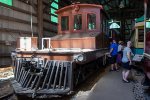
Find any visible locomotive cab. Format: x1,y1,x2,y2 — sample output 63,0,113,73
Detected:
57,4,102,34
143,21,150,85
131,21,144,55
50,4,109,49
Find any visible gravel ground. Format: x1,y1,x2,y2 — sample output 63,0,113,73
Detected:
132,70,150,100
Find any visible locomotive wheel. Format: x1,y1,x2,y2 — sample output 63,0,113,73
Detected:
95,57,104,68
141,74,150,86
74,66,86,86
15,94,26,100
15,94,36,100
74,60,101,86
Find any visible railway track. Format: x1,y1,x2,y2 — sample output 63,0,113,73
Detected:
0,92,14,100
0,67,149,100
0,67,106,100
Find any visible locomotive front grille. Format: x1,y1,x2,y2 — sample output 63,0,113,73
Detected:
11,58,73,96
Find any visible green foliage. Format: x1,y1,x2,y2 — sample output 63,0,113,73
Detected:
0,0,12,6
146,21,150,28
51,16,58,23
50,0,59,23
51,8,57,15
51,2,58,9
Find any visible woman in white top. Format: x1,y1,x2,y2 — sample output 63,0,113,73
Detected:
121,41,132,83
117,41,124,66
118,41,123,52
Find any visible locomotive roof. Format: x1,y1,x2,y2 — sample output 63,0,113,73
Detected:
56,4,103,14
51,32,100,40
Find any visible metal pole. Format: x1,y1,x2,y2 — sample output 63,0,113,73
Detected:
37,0,43,49
144,0,147,52
30,0,33,37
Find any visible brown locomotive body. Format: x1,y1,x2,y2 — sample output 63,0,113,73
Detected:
11,4,109,98
143,31,150,85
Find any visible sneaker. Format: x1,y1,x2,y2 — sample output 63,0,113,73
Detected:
122,79,130,83
115,68,119,72
109,69,114,72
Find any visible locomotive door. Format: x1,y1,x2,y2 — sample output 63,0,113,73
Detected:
135,26,144,48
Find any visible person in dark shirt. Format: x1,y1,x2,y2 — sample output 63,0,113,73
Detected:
109,39,118,71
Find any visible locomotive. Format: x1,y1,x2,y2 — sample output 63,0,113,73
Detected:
11,4,109,98
144,30,150,86
131,16,150,55
130,16,150,86
143,20,150,86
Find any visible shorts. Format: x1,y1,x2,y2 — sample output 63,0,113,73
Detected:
122,62,132,70
117,54,122,63
110,55,117,64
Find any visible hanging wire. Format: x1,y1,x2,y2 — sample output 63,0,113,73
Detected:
30,0,33,37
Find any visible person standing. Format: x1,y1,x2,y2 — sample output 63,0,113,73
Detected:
117,41,124,67
122,41,132,83
109,39,118,71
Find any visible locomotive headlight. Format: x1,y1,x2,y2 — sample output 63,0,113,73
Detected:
77,54,84,61
73,54,85,62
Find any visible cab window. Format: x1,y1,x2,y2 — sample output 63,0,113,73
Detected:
138,29,144,42
87,13,96,30
61,16,69,31
74,14,82,30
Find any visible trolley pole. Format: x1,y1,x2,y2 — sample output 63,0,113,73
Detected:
144,0,147,53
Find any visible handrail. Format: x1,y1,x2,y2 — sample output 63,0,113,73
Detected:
144,53,150,59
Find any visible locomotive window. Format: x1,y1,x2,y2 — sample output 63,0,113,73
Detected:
138,29,144,42
61,16,69,31
74,14,82,30
87,14,96,30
